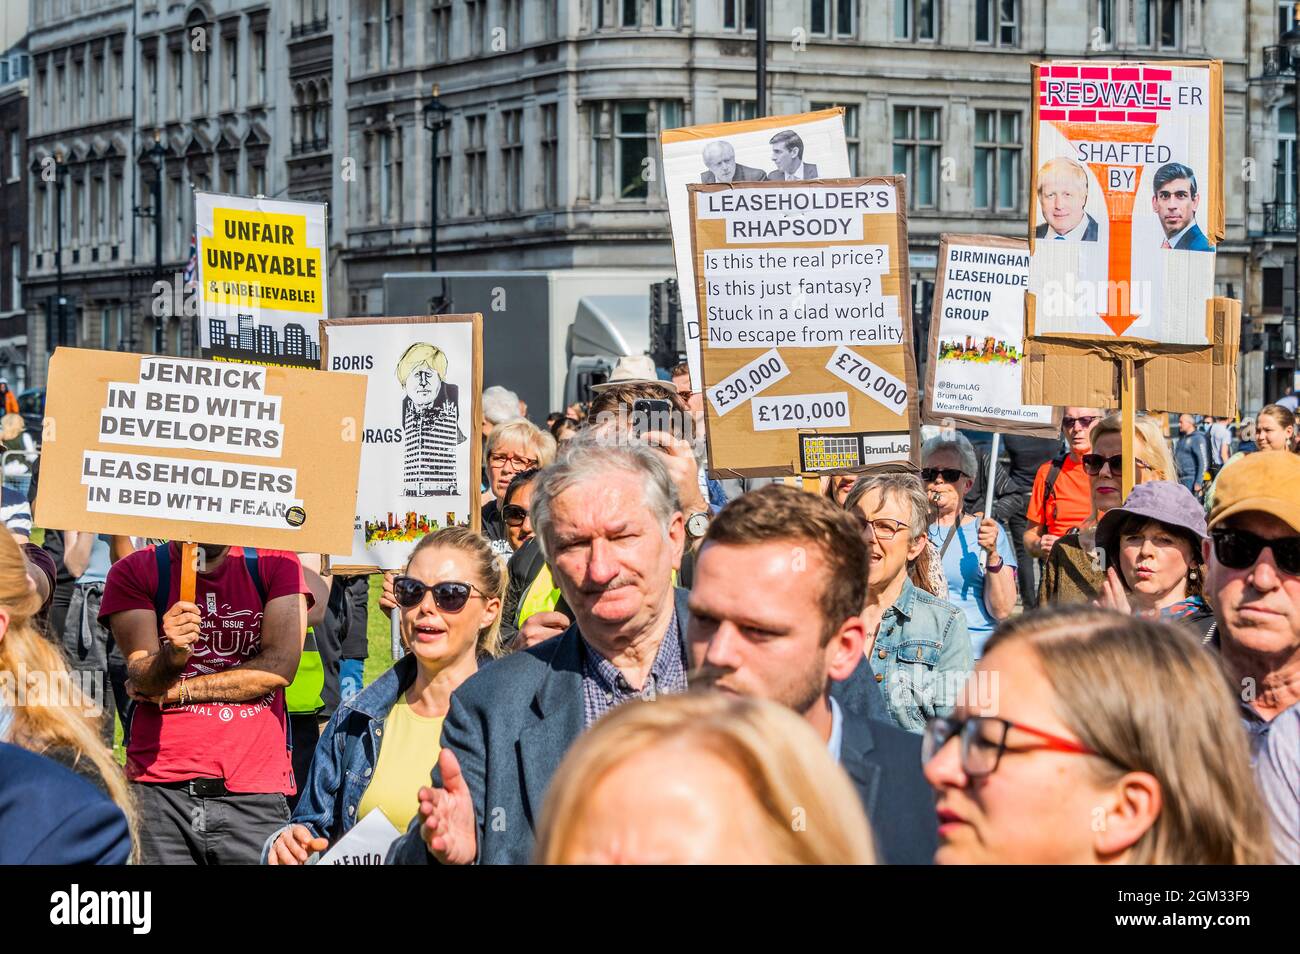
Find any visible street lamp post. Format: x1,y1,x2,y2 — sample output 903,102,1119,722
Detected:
756,1,767,118
151,132,165,353
1285,27,1300,396
52,149,66,349
422,85,449,274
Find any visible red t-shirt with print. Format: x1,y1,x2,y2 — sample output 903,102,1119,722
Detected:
99,543,311,794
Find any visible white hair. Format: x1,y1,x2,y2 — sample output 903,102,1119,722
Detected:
482,385,522,425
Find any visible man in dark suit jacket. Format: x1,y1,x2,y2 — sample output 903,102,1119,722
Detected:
767,129,819,181
686,486,938,864
1033,213,1099,241
0,742,131,864
700,140,766,184
390,439,693,864
1152,162,1215,252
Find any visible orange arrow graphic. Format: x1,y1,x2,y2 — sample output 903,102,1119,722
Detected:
1051,121,1160,337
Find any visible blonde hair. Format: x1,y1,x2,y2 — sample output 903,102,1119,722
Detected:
985,608,1272,865
1038,157,1089,193
535,692,876,865
485,419,557,469
1089,413,1177,483
405,526,508,659
395,342,449,386
0,533,136,857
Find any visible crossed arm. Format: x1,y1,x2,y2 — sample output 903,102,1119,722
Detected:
111,594,307,706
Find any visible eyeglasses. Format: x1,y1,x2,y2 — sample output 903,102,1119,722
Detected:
1062,415,1100,431
922,715,1097,778
859,517,910,542
501,503,529,527
1079,453,1150,477
921,467,967,485
489,453,540,472
392,576,487,612
1211,529,1300,575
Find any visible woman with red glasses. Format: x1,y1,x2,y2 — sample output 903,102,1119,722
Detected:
264,527,504,864
923,607,1270,864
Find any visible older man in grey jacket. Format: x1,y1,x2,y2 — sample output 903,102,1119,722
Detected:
390,437,691,865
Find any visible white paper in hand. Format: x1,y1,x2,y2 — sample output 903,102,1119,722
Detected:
317,809,400,865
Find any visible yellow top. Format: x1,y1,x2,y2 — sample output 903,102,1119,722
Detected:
356,695,445,831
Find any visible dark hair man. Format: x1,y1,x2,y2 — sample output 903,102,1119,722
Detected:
1152,162,1214,251
767,129,818,181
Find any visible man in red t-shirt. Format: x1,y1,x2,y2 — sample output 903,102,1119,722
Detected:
100,541,311,865
1023,407,1105,563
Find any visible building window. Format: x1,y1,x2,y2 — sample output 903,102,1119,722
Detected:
376,128,403,223
502,109,523,212
467,0,485,55
1277,105,1295,209
656,0,678,27
1264,267,1285,310
10,245,20,310
811,101,859,174
8,130,18,182
431,0,451,61
974,109,1021,212
543,0,559,36
110,171,122,242
541,103,558,207
250,162,266,196
1159,0,1182,49
466,114,487,216
1281,1,1299,39
169,46,183,120
1096,0,1114,47
252,30,267,103
193,47,210,115
725,0,756,31
976,0,1019,46
386,0,404,66
723,99,757,123
893,105,941,209
224,35,239,110
812,0,856,36
894,0,936,40
144,54,158,124
615,103,652,199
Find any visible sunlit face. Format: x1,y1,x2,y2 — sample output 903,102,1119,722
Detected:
558,742,773,864
1064,407,1103,455
405,362,442,406
1152,177,1199,237
853,488,925,590
1119,520,1196,604
1255,412,1294,452
829,474,858,507
504,479,536,552
1038,169,1088,235
400,545,498,669
1206,512,1300,658
922,447,971,515
544,470,683,648
688,540,842,717
1089,431,1123,513
924,642,1132,865
703,144,737,182
487,437,540,500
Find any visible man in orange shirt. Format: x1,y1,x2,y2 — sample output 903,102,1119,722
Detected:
1023,407,1105,567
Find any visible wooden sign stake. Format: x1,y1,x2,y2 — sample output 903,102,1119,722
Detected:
1120,357,1136,500
180,541,198,604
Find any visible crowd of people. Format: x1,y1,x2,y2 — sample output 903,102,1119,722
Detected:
2,369,1300,867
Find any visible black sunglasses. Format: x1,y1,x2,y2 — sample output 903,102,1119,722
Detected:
392,576,486,612
1063,415,1099,431
921,467,966,484
1212,529,1300,575
501,503,529,527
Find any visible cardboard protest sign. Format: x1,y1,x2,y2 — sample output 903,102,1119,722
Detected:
923,234,1058,437
1027,60,1223,344
321,315,482,573
35,348,365,552
317,809,399,866
1022,295,1240,419
196,192,329,368
689,177,919,477
662,108,852,390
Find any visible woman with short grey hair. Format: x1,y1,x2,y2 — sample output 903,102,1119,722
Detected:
920,433,1018,658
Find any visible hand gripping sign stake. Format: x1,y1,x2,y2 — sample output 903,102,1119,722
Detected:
180,541,198,604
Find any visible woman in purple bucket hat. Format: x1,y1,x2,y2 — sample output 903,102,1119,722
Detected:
1094,481,1216,639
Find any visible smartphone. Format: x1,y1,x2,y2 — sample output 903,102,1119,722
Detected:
631,398,673,438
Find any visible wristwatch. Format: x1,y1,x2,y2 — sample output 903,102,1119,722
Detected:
686,511,711,540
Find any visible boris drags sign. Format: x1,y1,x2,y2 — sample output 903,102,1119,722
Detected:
195,192,329,368
689,178,919,477
1028,60,1223,344
36,349,365,553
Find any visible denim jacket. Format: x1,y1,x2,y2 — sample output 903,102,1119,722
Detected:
835,578,972,734
260,654,419,863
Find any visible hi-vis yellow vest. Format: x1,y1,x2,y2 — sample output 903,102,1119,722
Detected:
285,627,325,714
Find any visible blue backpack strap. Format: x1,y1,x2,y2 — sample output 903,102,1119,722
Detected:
153,543,172,622
244,548,268,605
